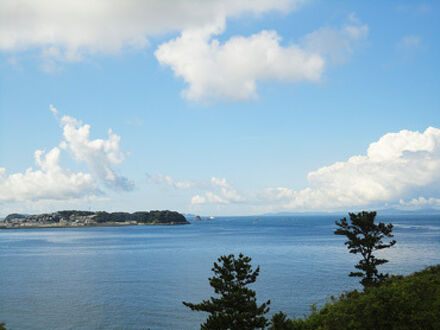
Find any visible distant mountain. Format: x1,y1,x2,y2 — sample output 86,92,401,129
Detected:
262,211,346,217
262,208,440,217
377,208,440,215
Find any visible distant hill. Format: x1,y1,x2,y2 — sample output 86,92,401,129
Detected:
377,208,440,215
263,208,440,217
262,211,345,216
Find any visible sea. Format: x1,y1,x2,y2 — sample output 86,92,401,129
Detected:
0,215,439,329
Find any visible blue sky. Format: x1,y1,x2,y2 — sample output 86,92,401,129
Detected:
1,0,439,216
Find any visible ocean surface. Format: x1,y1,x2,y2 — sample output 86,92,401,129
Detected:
0,215,439,329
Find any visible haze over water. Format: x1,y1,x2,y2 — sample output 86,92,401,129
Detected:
1,215,439,329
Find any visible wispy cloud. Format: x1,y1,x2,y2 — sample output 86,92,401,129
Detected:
396,3,432,15
148,174,245,205
7,56,22,71
395,34,423,61
397,35,421,50
125,117,144,127
300,13,369,64
147,173,199,190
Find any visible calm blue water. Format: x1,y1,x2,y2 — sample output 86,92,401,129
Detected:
0,215,439,329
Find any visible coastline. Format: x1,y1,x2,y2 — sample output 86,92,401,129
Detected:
1,210,190,230
0,221,190,230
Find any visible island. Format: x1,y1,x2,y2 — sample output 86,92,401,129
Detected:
193,215,215,221
0,210,189,229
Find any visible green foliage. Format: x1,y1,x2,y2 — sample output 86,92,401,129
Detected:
4,213,26,221
93,210,187,224
57,210,95,218
335,211,396,287
183,253,270,330
0,322,6,330
270,312,296,329
277,265,440,330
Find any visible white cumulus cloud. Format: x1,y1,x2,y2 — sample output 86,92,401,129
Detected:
155,15,368,101
0,106,132,203
266,127,440,210
172,127,440,212
0,147,98,202
155,22,324,101
1,1,368,102
59,114,133,191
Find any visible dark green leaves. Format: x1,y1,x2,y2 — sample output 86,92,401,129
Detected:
183,253,270,330
335,211,396,288
288,265,440,330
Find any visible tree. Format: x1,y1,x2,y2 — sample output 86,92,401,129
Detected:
269,312,295,330
277,265,440,329
335,211,396,288
0,322,6,330
183,253,270,329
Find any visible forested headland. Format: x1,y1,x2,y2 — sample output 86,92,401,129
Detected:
1,210,189,229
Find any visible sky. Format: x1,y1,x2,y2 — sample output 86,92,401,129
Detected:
0,0,439,216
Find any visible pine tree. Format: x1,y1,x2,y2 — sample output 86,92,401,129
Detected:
183,253,270,329
335,211,396,288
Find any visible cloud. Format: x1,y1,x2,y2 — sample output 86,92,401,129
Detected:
265,127,440,210
0,106,132,203
396,35,422,60
125,117,144,127
147,173,198,189
2,1,368,102
300,14,369,64
190,177,245,205
59,113,134,191
396,3,432,15
7,56,22,70
49,104,58,115
0,147,98,202
397,35,421,50
191,194,206,205
179,127,440,212
209,177,245,203
155,23,324,101
155,15,368,101
398,197,440,209
149,173,244,205
0,0,298,62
